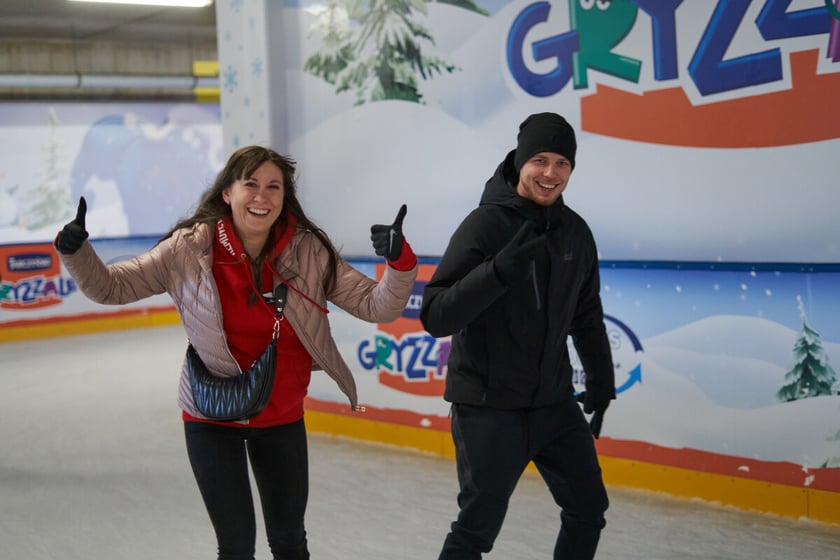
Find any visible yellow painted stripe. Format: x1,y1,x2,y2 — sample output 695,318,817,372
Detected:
306,408,456,460
0,311,181,344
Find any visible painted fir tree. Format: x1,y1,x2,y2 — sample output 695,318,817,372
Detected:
305,0,486,105
777,295,838,402
304,0,356,86
20,107,72,230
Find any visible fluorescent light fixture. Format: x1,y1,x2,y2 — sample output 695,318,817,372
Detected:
69,0,212,7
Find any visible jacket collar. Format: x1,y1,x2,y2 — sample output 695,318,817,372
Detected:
479,149,566,230
214,213,298,262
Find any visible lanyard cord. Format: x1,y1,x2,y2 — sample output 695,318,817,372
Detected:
264,259,330,315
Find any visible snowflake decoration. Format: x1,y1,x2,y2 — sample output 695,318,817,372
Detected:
223,65,239,94
252,58,264,78
230,0,244,13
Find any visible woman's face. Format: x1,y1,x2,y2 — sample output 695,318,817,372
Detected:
222,160,285,253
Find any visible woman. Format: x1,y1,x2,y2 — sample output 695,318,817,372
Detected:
55,145,418,560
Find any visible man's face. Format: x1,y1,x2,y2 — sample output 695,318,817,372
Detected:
516,152,572,207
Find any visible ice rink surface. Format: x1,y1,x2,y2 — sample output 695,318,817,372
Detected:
2,325,839,559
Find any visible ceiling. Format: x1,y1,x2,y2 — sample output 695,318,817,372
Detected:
0,0,217,44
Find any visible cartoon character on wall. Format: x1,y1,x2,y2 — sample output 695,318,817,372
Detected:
69,107,222,237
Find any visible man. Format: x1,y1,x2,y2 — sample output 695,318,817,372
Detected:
420,112,615,559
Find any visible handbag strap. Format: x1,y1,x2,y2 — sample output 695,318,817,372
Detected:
263,283,288,341
272,283,288,318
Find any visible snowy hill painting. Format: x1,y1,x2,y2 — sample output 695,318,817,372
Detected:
310,266,840,471
257,1,840,264
624,318,840,468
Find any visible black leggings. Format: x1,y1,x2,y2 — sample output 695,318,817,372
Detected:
184,420,310,560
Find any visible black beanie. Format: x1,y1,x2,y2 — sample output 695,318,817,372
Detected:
514,112,577,172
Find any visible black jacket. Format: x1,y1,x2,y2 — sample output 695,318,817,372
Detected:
420,151,615,409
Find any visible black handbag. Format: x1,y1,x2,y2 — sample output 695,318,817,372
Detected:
186,283,287,422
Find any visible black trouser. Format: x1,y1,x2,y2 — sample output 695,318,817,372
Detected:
184,420,310,560
440,399,608,559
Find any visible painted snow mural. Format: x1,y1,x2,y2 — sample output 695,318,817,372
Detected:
0,103,223,243
307,263,840,474
577,263,840,471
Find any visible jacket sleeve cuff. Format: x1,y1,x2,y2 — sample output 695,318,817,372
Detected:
387,239,417,271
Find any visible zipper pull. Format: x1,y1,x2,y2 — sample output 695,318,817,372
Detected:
530,260,541,310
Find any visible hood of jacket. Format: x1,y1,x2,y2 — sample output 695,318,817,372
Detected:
478,149,566,232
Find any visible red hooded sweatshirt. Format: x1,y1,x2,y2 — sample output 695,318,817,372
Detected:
183,214,312,427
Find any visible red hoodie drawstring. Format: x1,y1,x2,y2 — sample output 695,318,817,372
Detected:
265,259,330,315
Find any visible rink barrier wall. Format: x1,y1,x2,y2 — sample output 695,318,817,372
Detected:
4,254,840,528
304,409,840,528
6,307,840,526
5,309,840,527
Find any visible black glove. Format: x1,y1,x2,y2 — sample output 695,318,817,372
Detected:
493,220,544,284
56,197,89,255
370,204,407,261
576,391,610,439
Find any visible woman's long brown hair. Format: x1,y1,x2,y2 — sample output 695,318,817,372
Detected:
160,145,340,292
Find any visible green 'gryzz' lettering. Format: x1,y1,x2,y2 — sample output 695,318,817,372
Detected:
570,0,642,89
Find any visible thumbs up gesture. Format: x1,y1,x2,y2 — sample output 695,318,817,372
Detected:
56,197,90,255
370,204,407,261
